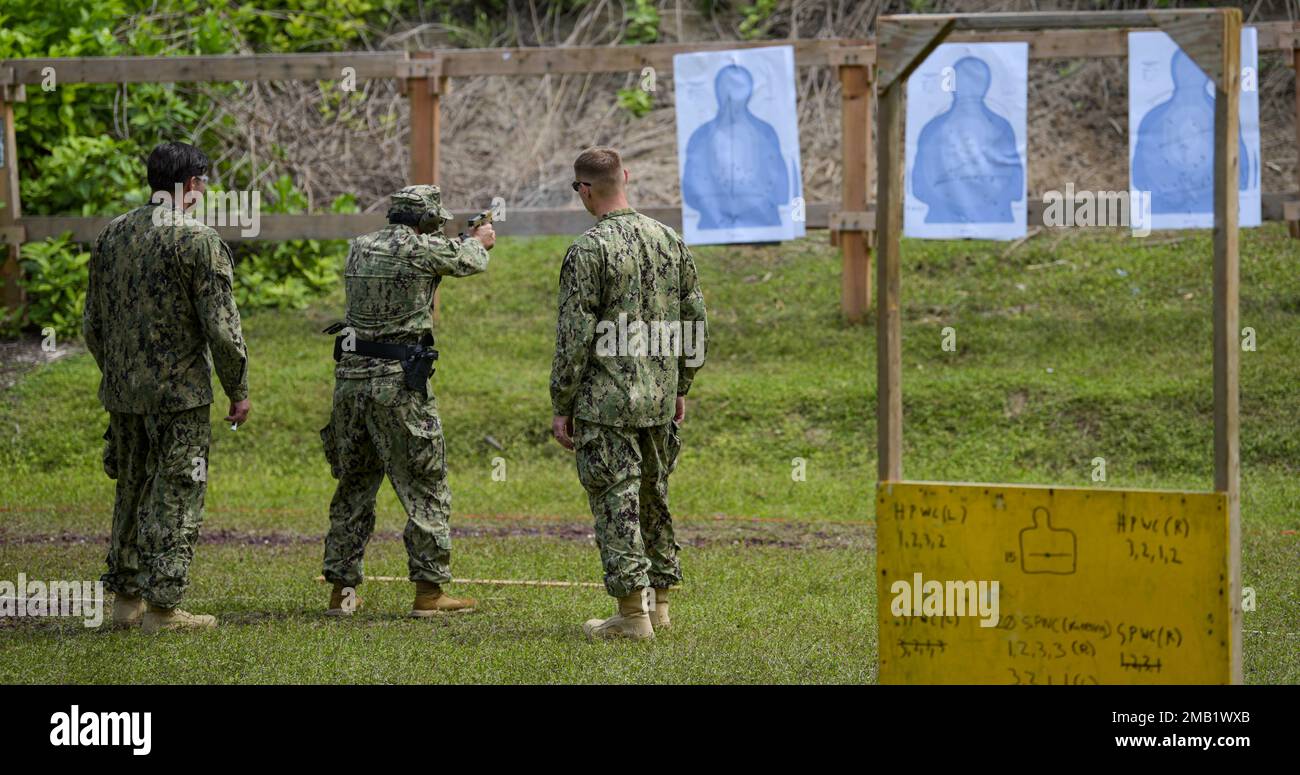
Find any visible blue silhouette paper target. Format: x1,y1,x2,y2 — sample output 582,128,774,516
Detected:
674,46,804,245
1128,29,1261,230
905,43,1028,240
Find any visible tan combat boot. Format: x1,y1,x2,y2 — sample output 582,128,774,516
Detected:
141,604,217,634
410,581,476,617
326,583,362,616
583,589,654,641
111,593,146,628
649,587,670,630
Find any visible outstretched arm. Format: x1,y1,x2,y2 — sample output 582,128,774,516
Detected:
419,232,491,278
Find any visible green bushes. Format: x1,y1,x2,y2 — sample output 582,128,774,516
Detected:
20,134,151,216
0,0,402,338
1,176,356,337
622,0,661,45
738,0,779,40
230,176,356,310
616,85,654,118
7,233,89,338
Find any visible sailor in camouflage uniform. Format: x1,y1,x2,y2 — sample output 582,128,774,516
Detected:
320,185,494,617
550,148,707,640
83,141,250,633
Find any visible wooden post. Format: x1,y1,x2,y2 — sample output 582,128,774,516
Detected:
0,92,24,316
406,53,442,186
871,15,954,481
1211,9,1243,685
404,52,446,317
838,64,872,323
1291,42,1299,238
875,76,904,482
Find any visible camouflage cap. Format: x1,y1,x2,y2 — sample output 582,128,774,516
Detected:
389,184,454,224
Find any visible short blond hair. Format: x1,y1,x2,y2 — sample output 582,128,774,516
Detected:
574,147,624,196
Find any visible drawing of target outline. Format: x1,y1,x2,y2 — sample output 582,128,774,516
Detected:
1018,506,1077,574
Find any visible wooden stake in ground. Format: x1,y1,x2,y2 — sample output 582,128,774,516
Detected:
0,87,25,315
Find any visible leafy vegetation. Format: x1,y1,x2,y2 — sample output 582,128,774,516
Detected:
623,0,662,45
616,85,654,118
0,0,411,335
229,176,357,310
738,0,779,40
7,233,89,337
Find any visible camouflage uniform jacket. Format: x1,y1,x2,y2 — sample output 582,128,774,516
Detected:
83,204,248,413
550,208,708,427
337,224,490,379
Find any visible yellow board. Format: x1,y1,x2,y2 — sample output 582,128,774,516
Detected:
877,482,1230,684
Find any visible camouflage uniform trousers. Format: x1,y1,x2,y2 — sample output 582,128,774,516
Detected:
573,418,683,598
320,375,453,588
101,405,211,609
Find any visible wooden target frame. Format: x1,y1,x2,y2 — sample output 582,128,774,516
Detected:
873,9,1244,683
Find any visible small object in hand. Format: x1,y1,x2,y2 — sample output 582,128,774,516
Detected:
459,208,494,240
230,423,239,431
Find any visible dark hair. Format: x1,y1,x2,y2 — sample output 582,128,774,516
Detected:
387,209,424,228
147,142,210,194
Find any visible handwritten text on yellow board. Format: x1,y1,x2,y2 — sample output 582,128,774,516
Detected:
877,482,1230,684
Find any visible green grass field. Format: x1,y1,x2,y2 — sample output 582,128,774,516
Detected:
1,225,1297,683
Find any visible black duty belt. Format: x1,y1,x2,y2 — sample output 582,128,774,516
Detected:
323,322,439,399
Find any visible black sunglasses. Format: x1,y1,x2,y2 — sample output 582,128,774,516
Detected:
571,180,592,192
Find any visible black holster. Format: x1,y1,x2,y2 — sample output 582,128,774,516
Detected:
324,323,439,399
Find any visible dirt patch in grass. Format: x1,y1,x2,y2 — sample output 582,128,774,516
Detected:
0,516,873,552
0,335,83,392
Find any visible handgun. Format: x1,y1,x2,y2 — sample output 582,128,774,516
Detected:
459,209,493,240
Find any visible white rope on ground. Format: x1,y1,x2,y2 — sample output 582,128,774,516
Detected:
312,576,603,588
